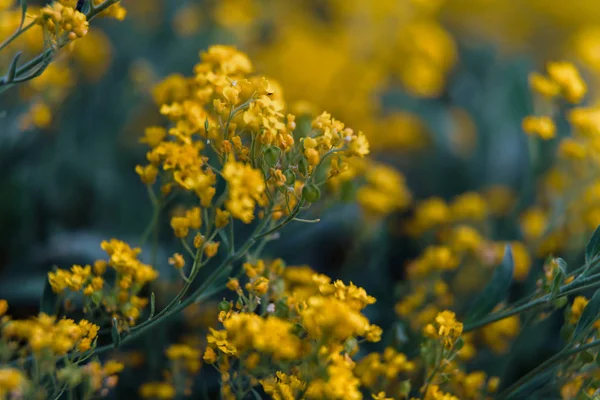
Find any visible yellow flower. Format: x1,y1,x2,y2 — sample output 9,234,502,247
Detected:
204,242,220,258
222,161,266,223
510,241,532,281
171,216,190,238
449,225,483,253
226,278,240,291
424,385,459,400
220,314,301,360
546,61,587,103
520,207,548,241
424,310,463,349
522,115,556,140
29,102,53,129
139,382,176,399
450,192,488,221
558,138,587,160
38,3,89,41
372,392,393,400
140,127,167,148
215,209,231,228
135,164,158,185
570,296,589,324
0,299,7,317
409,197,450,234
481,315,520,353
356,162,411,216
168,253,185,270
0,368,25,393
203,347,217,364
529,72,560,98
246,277,270,296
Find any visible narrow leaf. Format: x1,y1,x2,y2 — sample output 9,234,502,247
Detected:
505,368,555,400
6,52,22,83
466,245,514,323
574,289,600,339
586,224,600,264
149,292,156,319
40,269,59,315
111,318,121,348
19,0,27,29
250,389,263,400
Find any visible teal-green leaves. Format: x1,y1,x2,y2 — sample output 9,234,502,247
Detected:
585,224,600,265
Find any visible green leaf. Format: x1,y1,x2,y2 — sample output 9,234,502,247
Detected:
550,263,566,299
466,244,514,323
574,289,600,339
250,389,263,400
40,270,59,315
19,0,27,29
149,292,155,319
6,52,22,83
111,318,121,348
586,224,600,264
505,368,555,400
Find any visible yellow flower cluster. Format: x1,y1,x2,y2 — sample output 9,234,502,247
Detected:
138,44,370,229
3,313,98,355
211,0,452,153
355,347,416,397
199,260,384,400
48,239,158,327
139,381,176,399
261,371,306,400
222,160,267,223
210,314,302,361
0,368,26,400
396,190,528,355
519,63,600,255
523,61,587,140
81,360,124,395
38,2,89,43
165,344,202,374
356,161,412,216
424,310,464,350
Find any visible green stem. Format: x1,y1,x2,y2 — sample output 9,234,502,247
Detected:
0,20,36,53
465,272,600,331
255,200,305,239
498,339,600,399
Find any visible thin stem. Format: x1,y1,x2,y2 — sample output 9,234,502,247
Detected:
0,20,36,53
255,200,305,239
228,217,235,255
498,339,600,399
465,272,600,331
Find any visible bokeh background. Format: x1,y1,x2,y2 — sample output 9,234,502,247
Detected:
3,0,600,397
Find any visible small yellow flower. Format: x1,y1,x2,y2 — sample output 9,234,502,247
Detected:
215,209,231,228
570,296,589,324
0,299,8,317
168,253,185,270
529,72,560,98
522,115,556,140
135,164,159,185
226,278,240,291
203,347,217,364
546,61,587,103
170,216,190,238
193,233,205,249
204,242,220,258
